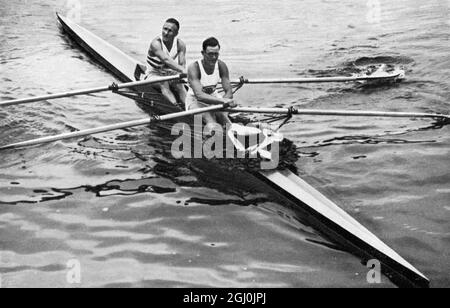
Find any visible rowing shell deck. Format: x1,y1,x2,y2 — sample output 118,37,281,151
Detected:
56,13,430,288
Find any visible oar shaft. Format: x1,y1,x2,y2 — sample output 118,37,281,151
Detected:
0,119,151,150
0,103,227,151
297,110,449,119
227,107,450,119
0,86,111,107
0,74,186,108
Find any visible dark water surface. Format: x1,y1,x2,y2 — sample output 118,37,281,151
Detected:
0,0,449,287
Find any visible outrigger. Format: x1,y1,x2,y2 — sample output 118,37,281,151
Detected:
2,14,446,287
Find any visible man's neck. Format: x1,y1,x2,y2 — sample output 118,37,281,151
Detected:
201,60,215,72
162,37,174,50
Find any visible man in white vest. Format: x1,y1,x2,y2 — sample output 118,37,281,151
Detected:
186,37,237,134
146,18,187,106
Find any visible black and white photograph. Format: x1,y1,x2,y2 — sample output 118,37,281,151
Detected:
0,0,449,291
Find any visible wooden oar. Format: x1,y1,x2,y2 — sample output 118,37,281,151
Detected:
0,74,186,108
232,72,404,85
0,103,228,151
226,107,450,120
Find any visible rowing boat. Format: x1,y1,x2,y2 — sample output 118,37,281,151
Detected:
56,13,430,288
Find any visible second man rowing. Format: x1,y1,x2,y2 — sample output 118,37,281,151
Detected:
146,18,187,107
186,37,237,134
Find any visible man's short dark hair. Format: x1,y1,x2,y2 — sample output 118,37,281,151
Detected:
165,18,180,31
202,37,220,51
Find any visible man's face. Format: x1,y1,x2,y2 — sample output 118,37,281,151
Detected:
161,22,178,42
202,45,220,66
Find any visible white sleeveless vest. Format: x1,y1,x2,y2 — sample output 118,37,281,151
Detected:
147,36,179,70
188,60,220,95
185,60,222,110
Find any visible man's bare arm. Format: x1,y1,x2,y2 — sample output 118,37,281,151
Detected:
178,40,187,68
218,61,233,99
150,39,185,73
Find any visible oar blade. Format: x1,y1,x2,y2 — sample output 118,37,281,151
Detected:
234,66,405,85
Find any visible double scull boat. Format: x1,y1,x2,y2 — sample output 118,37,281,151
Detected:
45,14,431,287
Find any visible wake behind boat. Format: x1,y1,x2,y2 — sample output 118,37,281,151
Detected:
0,13,433,288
